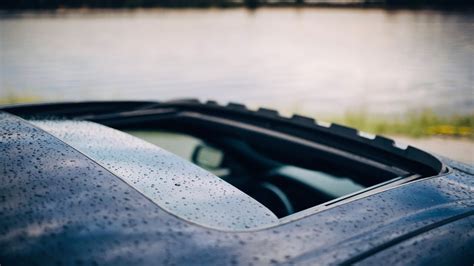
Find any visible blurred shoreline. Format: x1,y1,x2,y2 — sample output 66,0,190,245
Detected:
2,6,473,18
1,0,473,11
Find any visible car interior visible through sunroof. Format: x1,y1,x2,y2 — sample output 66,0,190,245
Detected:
124,129,410,219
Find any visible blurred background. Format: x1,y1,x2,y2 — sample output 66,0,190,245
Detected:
0,0,473,163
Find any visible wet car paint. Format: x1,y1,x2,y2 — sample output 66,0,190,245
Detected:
31,120,278,230
0,112,473,265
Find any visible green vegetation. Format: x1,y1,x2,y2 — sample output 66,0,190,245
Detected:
329,110,474,139
0,92,41,105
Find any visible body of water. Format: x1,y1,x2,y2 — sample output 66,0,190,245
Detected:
0,8,473,116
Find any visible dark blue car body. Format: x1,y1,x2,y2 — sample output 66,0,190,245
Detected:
0,101,473,265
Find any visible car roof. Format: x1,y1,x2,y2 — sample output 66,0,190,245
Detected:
31,119,278,230
1,111,473,265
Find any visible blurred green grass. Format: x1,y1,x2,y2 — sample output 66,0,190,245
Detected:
0,92,41,105
329,110,474,139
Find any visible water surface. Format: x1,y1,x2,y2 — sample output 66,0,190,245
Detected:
1,8,473,116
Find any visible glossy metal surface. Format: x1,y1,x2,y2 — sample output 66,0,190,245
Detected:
31,120,278,230
1,112,473,265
